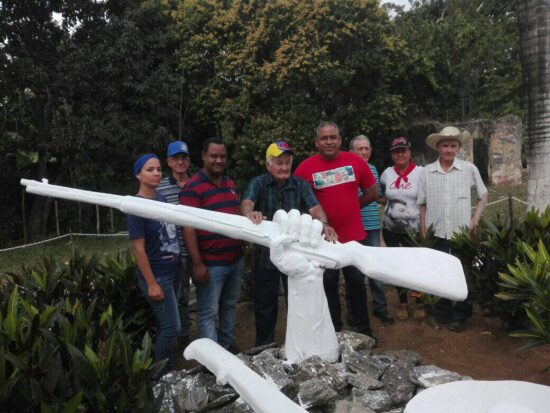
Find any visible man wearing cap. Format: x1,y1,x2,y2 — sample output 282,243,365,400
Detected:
179,137,243,352
295,121,378,339
157,140,192,341
241,140,336,347
349,135,394,325
418,126,488,332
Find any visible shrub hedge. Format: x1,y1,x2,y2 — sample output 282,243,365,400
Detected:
0,250,162,412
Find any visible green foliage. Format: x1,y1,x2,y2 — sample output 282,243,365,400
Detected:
173,0,409,186
1,0,181,243
393,0,521,122
496,240,550,350
451,207,550,336
0,250,161,412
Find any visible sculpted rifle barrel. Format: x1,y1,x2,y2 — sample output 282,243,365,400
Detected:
20,179,468,300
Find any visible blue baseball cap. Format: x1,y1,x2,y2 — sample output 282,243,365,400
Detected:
167,141,190,157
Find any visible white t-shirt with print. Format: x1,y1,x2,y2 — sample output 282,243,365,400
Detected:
380,165,423,233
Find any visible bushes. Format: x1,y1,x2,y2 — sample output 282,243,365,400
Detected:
451,207,550,347
497,241,550,350
0,250,162,412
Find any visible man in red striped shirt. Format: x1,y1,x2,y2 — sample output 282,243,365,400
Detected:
179,137,242,352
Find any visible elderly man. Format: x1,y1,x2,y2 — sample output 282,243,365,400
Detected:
157,140,192,340
179,137,243,352
418,126,488,332
349,135,394,325
295,121,378,339
241,140,336,347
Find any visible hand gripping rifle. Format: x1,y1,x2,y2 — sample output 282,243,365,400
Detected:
21,179,467,300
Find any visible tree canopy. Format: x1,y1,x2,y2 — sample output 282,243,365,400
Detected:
0,0,523,244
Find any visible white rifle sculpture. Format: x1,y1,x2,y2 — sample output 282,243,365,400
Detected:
21,178,474,413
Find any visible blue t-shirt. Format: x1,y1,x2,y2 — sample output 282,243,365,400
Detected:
127,193,180,278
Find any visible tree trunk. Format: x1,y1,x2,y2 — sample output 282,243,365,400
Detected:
519,0,550,211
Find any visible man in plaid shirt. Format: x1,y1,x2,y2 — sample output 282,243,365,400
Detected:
241,140,336,347
418,126,488,332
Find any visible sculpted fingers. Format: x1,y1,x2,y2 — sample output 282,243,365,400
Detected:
298,213,312,246
273,209,290,236
288,209,301,241
273,209,323,248
310,219,323,247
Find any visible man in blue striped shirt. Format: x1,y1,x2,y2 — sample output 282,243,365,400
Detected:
157,140,192,339
350,135,394,324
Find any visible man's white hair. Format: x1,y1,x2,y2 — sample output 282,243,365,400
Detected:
349,134,371,151
266,154,292,165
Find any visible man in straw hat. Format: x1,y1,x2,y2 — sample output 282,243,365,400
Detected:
417,126,488,332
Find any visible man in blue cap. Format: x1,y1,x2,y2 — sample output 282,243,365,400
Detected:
157,140,192,342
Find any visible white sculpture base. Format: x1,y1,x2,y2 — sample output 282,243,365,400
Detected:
285,269,339,364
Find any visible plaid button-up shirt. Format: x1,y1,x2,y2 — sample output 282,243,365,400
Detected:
242,173,319,270
417,158,487,239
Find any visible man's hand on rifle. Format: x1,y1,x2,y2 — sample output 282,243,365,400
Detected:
269,209,323,278
192,262,210,284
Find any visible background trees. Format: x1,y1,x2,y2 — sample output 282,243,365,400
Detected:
0,0,527,244
172,0,408,180
392,0,521,122
1,0,181,243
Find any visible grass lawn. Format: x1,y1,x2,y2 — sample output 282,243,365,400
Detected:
0,234,130,275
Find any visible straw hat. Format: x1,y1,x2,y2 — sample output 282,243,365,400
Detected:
426,126,471,150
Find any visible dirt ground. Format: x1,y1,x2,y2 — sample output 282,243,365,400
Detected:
181,286,550,386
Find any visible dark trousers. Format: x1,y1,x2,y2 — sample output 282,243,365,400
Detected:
179,257,192,336
253,266,288,346
382,229,415,304
324,265,371,333
432,237,473,322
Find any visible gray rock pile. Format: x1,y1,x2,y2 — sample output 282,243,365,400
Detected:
153,331,471,412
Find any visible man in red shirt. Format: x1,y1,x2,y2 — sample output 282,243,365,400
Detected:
295,121,378,339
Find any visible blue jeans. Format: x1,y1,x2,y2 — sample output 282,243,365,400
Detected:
179,257,192,336
138,271,182,375
196,258,243,348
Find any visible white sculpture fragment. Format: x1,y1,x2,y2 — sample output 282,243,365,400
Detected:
20,179,467,300
184,338,308,413
404,380,550,413
20,179,550,413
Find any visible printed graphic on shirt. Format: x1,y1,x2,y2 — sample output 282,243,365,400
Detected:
313,166,355,190
389,179,412,190
158,222,180,254
383,198,418,233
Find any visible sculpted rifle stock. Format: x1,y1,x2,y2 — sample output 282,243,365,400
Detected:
21,179,467,300
184,338,308,413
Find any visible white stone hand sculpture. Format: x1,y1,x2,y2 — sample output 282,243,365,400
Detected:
270,209,339,364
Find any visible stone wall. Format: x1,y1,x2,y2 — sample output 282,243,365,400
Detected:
379,115,523,187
